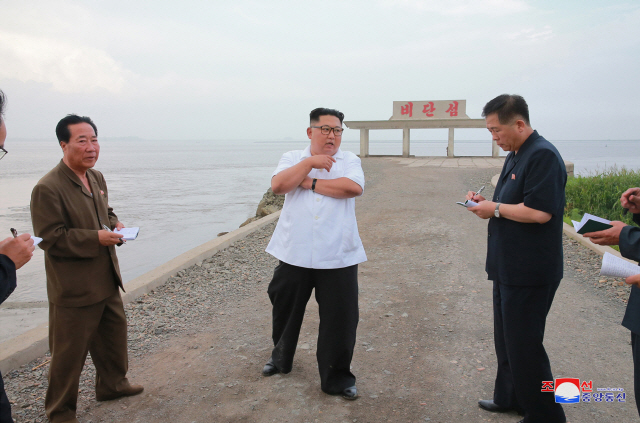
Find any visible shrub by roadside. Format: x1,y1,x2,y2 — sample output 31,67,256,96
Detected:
565,167,640,224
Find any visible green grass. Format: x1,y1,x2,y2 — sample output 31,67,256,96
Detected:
565,167,640,225
562,215,620,252
563,166,639,253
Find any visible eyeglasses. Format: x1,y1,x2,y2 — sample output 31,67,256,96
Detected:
311,126,344,136
0,146,6,161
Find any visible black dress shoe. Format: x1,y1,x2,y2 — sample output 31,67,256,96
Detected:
478,399,514,413
341,385,358,400
262,358,280,376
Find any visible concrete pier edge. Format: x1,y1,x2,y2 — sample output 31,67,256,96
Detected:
2,160,633,374
0,211,281,374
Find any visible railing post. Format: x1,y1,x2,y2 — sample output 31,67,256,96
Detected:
492,140,500,157
447,128,454,157
360,129,369,157
402,127,410,157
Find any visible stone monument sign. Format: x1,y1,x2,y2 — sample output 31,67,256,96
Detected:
392,100,469,120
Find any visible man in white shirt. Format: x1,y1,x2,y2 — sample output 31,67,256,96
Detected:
263,107,367,400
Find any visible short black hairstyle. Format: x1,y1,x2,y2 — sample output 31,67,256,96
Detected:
0,89,6,124
310,107,344,125
56,114,98,143
482,94,530,126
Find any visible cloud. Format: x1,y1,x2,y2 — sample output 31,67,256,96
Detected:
505,25,554,43
0,30,133,95
379,0,530,15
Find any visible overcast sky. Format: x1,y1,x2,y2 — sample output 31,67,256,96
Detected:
1,0,639,141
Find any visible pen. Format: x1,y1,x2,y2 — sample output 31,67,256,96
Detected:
10,228,18,238
475,186,485,197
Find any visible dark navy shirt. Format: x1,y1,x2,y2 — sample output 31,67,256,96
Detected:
487,130,567,286
0,254,17,305
620,213,640,334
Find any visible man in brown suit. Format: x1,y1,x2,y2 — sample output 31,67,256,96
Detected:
31,115,143,423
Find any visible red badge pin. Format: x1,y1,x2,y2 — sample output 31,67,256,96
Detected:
511,174,516,180
100,190,105,195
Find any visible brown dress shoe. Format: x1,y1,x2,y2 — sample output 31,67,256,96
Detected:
96,384,144,401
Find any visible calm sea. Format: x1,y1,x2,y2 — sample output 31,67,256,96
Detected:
2,138,639,303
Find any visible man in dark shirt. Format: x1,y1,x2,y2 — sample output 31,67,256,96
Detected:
0,89,36,423
583,187,640,416
466,94,567,423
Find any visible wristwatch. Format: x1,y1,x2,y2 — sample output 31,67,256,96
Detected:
494,202,502,218
312,178,317,192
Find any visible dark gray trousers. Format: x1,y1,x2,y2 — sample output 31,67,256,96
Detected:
0,370,12,423
268,261,359,394
631,331,640,416
492,280,566,423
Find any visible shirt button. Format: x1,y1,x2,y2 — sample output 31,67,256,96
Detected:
315,216,319,220
316,198,320,202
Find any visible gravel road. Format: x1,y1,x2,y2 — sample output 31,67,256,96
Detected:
3,158,637,423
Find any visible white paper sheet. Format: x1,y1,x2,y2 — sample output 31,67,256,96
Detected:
114,227,140,241
600,252,640,278
456,200,479,208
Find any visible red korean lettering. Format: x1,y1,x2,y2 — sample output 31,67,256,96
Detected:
422,102,435,117
541,381,554,392
580,380,593,392
401,102,413,117
446,101,459,117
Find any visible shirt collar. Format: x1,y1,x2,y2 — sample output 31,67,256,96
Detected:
301,145,344,160
58,159,94,197
513,130,540,162
58,159,83,186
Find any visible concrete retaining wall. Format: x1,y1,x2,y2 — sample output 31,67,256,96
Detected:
0,211,281,374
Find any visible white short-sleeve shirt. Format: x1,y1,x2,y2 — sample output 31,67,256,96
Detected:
265,146,367,269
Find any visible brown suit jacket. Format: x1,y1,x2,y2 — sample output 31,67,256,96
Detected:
31,160,124,307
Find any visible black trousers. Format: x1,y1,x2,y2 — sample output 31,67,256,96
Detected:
267,261,359,394
632,331,640,416
0,370,11,423
492,280,566,423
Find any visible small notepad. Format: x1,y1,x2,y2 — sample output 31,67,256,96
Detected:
114,227,140,241
571,213,612,234
456,199,479,208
